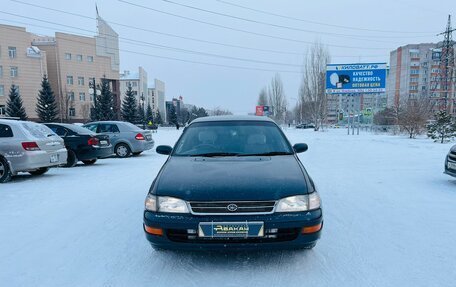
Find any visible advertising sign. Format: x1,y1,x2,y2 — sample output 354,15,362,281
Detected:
326,63,387,94
255,106,264,116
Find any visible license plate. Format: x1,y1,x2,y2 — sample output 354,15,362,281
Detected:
50,154,59,163
100,140,108,145
448,162,456,170
198,222,264,238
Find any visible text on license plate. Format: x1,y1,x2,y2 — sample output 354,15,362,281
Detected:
50,154,59,163
198,222,264,238
100,140,108,145
448,162,456,170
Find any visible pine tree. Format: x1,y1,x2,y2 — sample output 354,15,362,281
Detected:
146,104,153,123
97,79,115,121
154,109,163,125
137,102,145,125
6,84,27,120
168,104,178,126
121,84,137,123
427,110,456,143
36,75,58,122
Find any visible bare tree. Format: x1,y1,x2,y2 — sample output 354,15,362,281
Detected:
268,73,287,123
299,41,330,131
211,107,233,116
257,87,268,106
398,96,434,138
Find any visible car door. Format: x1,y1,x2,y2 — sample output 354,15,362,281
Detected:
97,123,120,147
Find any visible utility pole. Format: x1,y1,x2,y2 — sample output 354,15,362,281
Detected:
437,15,455,113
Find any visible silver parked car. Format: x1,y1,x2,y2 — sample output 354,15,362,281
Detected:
0,119,68,183
82,121,154,157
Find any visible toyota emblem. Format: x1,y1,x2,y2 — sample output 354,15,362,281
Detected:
227,203,238,212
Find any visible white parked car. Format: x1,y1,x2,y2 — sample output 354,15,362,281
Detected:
0,119,68,183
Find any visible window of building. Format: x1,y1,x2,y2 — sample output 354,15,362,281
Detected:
8,47,16,59
67,92,75,101
67,76,73,85
78,77,84,86
10,67,18,77
0,106,6,117
79,92,86,101
87,56,94,62
0,66,3,77
65,53,72,60
0,85,4,96
410,69,420,75
76,54,83,62
90,94,94,101
69,108,76,117
132,82,138,87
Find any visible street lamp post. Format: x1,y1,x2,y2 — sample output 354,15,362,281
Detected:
140,93,145,130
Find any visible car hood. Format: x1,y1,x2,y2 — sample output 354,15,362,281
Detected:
154,156,308,201
451,145,456,153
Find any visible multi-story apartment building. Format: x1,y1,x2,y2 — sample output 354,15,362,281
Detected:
119,67,148,110
0,24,48,119
32,15,120,122
148,79,166,121
387,43,456,114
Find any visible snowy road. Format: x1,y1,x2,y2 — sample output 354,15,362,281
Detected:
1,128,455,287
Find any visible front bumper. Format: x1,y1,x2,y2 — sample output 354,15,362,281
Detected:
143,209,323,250
131,140,154,153
444,156,456,178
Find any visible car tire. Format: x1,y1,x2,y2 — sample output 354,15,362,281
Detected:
115,143,131,158
82,159,97,165
0,157,12,183
29,167,50,176
132,152,142,156
64,150,78,168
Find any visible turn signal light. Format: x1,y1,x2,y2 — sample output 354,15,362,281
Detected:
302,223,322,234
22,142,40,151
135,133,145,140
144,225,163,236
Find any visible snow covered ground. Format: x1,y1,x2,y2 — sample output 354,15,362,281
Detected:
1,128,455,287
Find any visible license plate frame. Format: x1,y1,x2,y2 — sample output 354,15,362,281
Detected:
198,221,264,238
100,140,108,145
50,154,59,163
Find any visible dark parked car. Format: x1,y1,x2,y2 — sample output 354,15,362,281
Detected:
296,123,315,129
144,116,322,250
45,123,113,167
444,145,456,177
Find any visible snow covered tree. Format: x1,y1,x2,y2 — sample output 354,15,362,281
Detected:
398,96,433,139
121,84,137,123
146,103,153,123
427,110,456,143
154,109,163,125
137,102,145,125
168,104,178,127
257,87,268,106
6,84,27,120
36,75,58,122
97,79,116,121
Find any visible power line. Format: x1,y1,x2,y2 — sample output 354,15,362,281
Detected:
0,18,304,74
216,0,437,35
160,0,411,42
0,10,305,68
117,0,390,50
10,0,388,59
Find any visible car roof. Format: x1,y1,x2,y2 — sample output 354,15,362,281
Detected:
0,119,29,125
83,121,125,125
191,115,275,123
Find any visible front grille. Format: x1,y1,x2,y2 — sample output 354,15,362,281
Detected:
167,228,299,244
189,201,276,214
449,152,456,161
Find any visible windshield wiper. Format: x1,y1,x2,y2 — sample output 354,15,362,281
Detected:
190,152,240,157
241,151,293,156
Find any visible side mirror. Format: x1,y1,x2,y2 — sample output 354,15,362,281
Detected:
293,143,308,153
156,145,173,155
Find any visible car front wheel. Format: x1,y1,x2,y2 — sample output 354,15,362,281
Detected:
115,143,131,158
0,157,12,183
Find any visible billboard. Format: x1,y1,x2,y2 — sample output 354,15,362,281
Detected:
326,63,387,94
255,106,264,116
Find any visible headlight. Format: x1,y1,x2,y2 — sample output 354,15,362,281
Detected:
276,193,321,212
145,194,189,213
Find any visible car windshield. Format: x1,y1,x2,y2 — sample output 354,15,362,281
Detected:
173,121,293,156
21,122,56,139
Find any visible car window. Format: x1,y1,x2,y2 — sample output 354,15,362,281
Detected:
67,125,96,135
0,124,13,138
21,122,56,139
48,126,68,137
173,121,293,156
99,124,119,133
83,124,98,133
